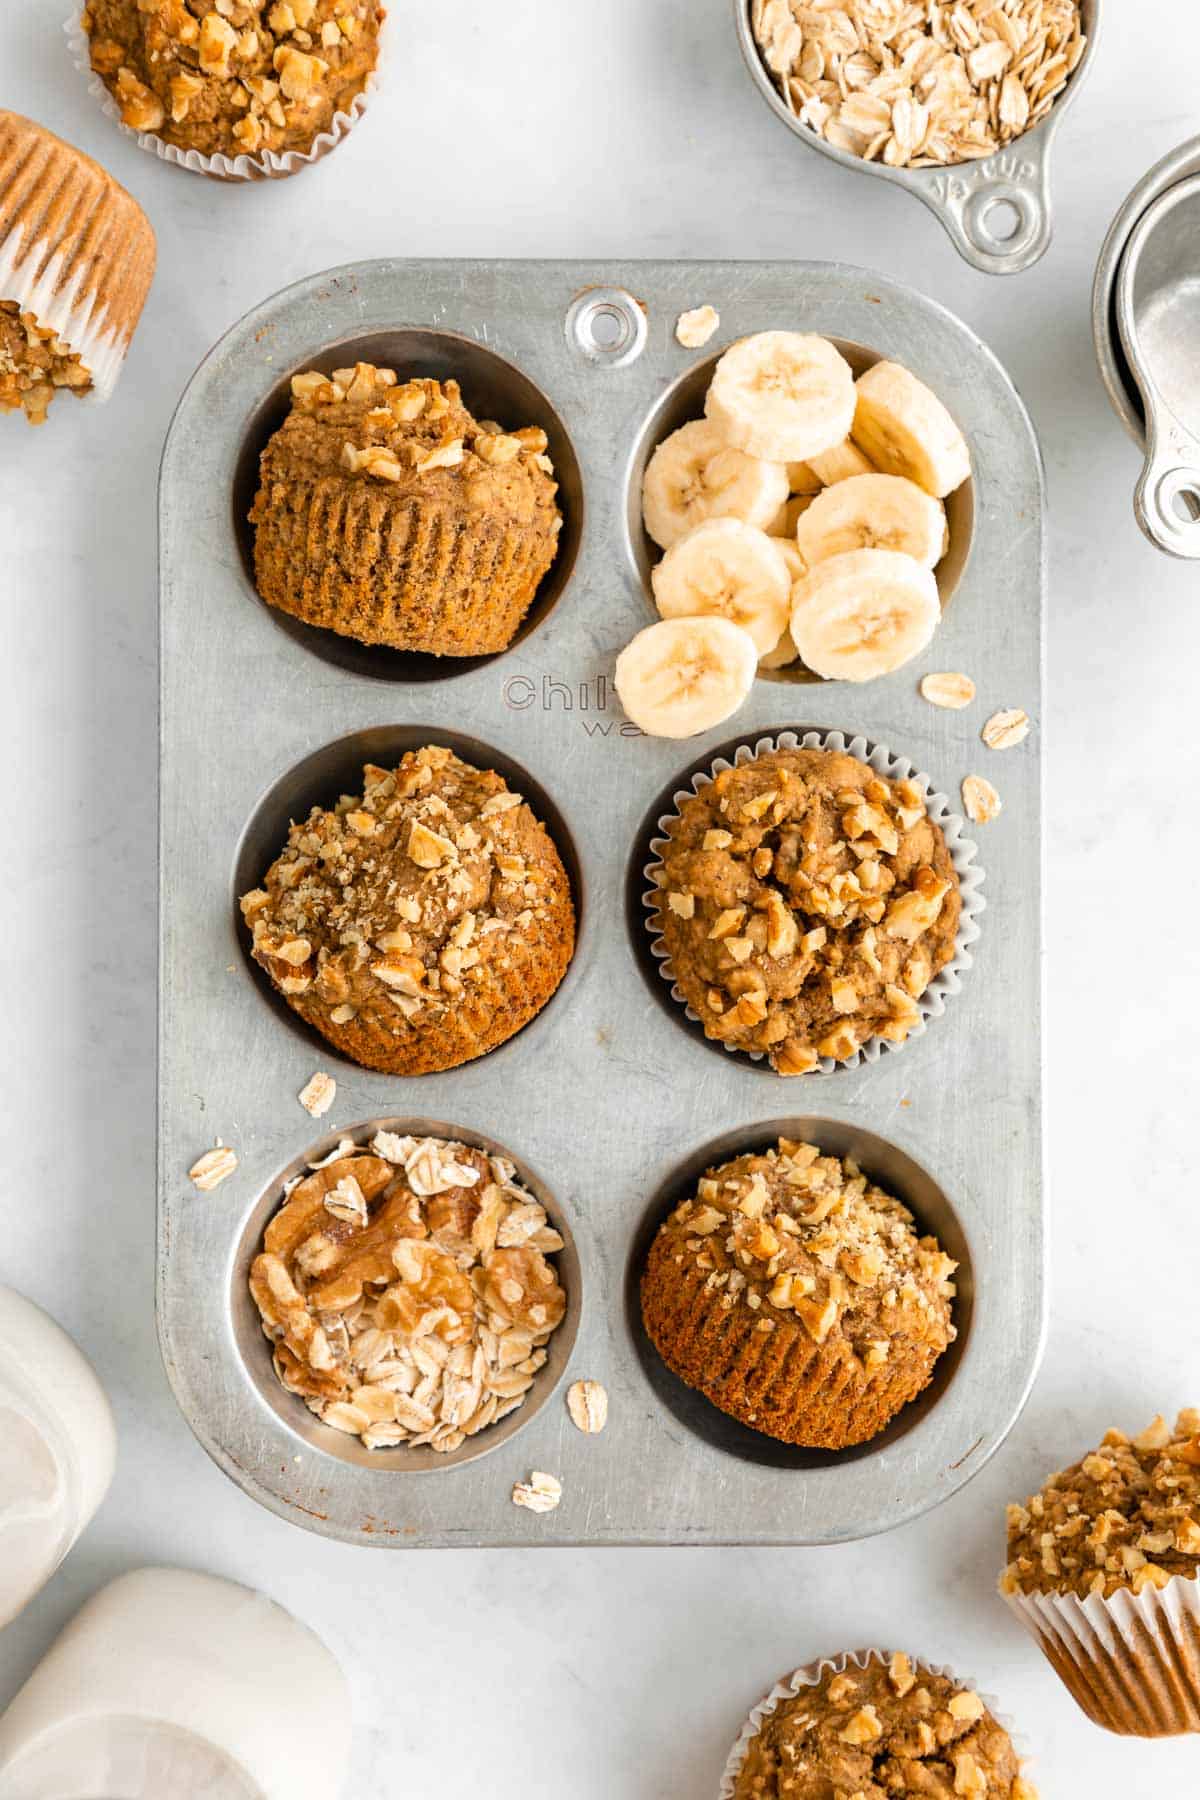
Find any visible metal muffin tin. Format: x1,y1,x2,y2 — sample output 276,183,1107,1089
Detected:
734,0,1101,277
159,258,1045,1547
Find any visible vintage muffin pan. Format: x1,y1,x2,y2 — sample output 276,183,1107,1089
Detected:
158,258,1044,1546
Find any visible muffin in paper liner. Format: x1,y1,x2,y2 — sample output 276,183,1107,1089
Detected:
1002,1573,1200,1737
719,1648,1034,1799
0,110,154,413
65,6,386,183
643,729,984,1077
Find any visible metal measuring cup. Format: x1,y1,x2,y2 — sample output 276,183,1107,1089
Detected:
733,0,1101,276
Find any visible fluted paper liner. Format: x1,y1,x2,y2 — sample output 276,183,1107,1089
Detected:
644,729,985,1075
66,9,386,183
0,111,154,402
1003,1573,1200,1737
719,1648,1025,1799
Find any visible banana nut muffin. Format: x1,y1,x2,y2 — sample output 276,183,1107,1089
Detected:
240,745,575,1075
732,1652,1035,1800
0,112,155,422
250,1129,567,1452
82,0,382,162
650,747,961,1074
250,363,562,655
1002,1410,1200,1603
641,1138,956,1449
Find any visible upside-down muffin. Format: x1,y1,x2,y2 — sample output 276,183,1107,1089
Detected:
650,745,961,1073
250,1129,567,1452
81,0,383,164
250,364,563,654
641,1138,956,1449
728,1651,1036,1800
240,745,575,1074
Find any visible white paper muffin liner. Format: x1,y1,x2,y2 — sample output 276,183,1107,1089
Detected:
1002,1573,1200,1737
643,729,985,1076
719,1648,1026,1799
0,229,124,401
66,7,386,181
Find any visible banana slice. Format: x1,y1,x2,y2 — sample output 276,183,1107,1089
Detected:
642,419,789,550
787,460,822,495
851,361,971,498
790,548,940,683
759,625,800,671
705,331,856,463
615,616,758,737
770,537,805,584
794,474,948,571
767,493,815,538
806,438,876,485
651,517,792,655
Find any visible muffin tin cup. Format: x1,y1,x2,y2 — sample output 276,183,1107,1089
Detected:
718,1648,1021,1800
1001,1577,1200,1738
160,258,1044,1546
643,728,984,1078
65,9,386,182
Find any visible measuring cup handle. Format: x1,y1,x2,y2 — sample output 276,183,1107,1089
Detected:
1134,448,1200,560
919,139,1054,276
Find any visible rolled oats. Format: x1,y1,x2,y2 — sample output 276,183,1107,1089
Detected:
298,1071,336,1116
188,1143,238,1190
752,0,1085,169
249,1132,567,1453
676,304,720,349
981,708,1031,750
566,1379,608,1434
962,774,1002,824
512,1470,562,1512
920,671,975,710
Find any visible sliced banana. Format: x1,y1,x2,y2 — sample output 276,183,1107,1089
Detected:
651,517,792,655
759,625,801,671
794,473,948,571
615,616,758,738
641,419,789,550
790,548,940,683
767,493,815,538
705,331,856,463
786,459,822,495
770,537,805,584
851,361,971,498
806,438,875,486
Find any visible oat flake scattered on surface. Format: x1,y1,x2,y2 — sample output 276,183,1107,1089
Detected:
188,1144,238,1191
298,1071,336,1117
512,1470,562,1512
567,1380,609,1434
981,708,1031,750
962,773,1003,824
676,305,720,349
920,671,975,710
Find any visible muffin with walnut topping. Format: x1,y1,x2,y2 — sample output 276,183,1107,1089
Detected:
240,745,575,1074
1000,1410,1200,1736
81,0,382,169
649,744,962,1075
249,362,563,654
724,1649,1036,1800
641,1138,956,1450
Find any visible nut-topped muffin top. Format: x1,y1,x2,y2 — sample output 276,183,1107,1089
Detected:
240,745,574,1075
82,0,383,160
651,747,961,1074
255,363,559,524
733,1652,1035,1799
656,1139,956,1378
1002,1410,1200,1602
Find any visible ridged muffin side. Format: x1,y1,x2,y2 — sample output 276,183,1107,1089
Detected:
641,1138,956,1450
0,110,155,416
241,745,574,1075
250,364,562,654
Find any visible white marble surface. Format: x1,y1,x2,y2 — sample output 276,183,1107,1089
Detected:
2,0,1199,1791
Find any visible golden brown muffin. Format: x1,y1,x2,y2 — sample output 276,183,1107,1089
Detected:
650,746,961,1074
250,364,562,654
1002,1410,1200,1604
241,746,575,1075
82,0,382,163
731,1652,1035,1800
0,112,155,422
250,1129,567,1452
641,1138,956,1450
